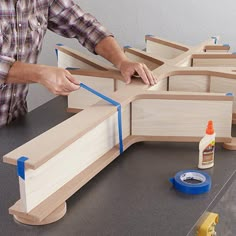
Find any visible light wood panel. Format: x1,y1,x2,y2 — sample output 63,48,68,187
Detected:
169,75,210,92
145,35,189,59
192,54,236,67
57,46,110,70
210,76,236,113
68,75,115,109
132,98,232,138
124,48,163,70
8,104,130,213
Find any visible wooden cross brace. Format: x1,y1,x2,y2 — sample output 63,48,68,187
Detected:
3,35,236,225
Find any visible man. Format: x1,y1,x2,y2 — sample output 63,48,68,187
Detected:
0,0,156,127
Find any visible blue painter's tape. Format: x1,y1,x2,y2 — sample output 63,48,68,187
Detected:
80,83,119,106
17,157,29,180
226,92,233,96
211,37,218,44
223,44,230,47
66,67,80,70
117,105,124,153
145,34,154,37
79,83,124,153
55,43,64,60
124,45,132,49
169,170,211,194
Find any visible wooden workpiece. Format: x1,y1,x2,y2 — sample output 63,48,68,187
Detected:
3,36,236,225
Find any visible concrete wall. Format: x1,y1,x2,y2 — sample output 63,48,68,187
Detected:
27,0,236,111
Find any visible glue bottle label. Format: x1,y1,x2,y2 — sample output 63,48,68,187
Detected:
202,141,215,165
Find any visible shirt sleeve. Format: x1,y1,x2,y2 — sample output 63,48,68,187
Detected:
48,0,113,54
0,55,15,85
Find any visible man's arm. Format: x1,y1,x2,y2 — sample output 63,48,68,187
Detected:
95,36,157,85
6,62,80,96
48,1,156,86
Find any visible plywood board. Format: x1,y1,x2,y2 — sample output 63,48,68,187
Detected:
210,76,236,113
18,105,130,212
169,75,209,92
68,75,115,109
132,99,232,138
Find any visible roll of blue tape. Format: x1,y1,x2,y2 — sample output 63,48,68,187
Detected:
169,170,211,194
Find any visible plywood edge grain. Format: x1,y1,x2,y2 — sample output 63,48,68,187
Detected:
145,35,189,52
56,45,111,70
124,47,165,66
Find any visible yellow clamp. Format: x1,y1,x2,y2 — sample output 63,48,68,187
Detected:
197,212,219,236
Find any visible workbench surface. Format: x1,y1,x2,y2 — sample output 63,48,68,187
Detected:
0,96,235,236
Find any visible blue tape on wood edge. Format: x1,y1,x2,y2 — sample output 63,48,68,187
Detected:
124,45,132,49
66,67,80,70
211,36,218,44
117,105,124,153
80,83,124,153
55,43,64,60
17,157,29,180
169,170,211,194
226,92,233,96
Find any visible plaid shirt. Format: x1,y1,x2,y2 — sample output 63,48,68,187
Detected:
0,0,112,127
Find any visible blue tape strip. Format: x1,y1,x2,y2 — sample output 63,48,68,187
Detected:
169,170,211,194
145,34,154,37
55,43,64,60
66,67,80,70
226,92,233,96
17,156,29,180
80,83,124,153
211,36,218,44
223,43,230,47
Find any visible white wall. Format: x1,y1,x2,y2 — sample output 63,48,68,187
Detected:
27,0,236,111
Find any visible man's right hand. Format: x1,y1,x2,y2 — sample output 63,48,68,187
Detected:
36,65,80,96
7,62,80,96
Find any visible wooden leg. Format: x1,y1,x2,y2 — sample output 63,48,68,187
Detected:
223,137,236,150
13,202,67,226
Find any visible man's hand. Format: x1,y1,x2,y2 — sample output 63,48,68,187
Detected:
118,59,157,85
37,66,80,96
95,36,158,86
7,62,80,96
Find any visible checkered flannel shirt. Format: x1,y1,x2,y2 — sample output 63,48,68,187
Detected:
0,0,112,127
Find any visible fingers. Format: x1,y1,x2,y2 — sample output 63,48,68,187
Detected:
119,60,157,86
51,69,80,95
65,70,80,85
134,63,157,86
124,75,132,84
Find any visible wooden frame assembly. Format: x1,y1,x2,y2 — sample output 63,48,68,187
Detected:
3,36,236,225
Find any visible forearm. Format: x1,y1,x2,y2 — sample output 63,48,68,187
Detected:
95,36,156,85
95,36,129,70
6,61,41,84
6,61,80,95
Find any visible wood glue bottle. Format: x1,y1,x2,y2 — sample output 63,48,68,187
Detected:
198,120,216,169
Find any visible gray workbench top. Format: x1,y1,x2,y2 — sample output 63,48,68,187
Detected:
0,96,235,236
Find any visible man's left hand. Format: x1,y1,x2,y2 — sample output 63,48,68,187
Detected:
118,59,157,85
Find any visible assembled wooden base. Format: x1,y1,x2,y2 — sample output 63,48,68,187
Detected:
13,202,66,225
3,35,236,226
